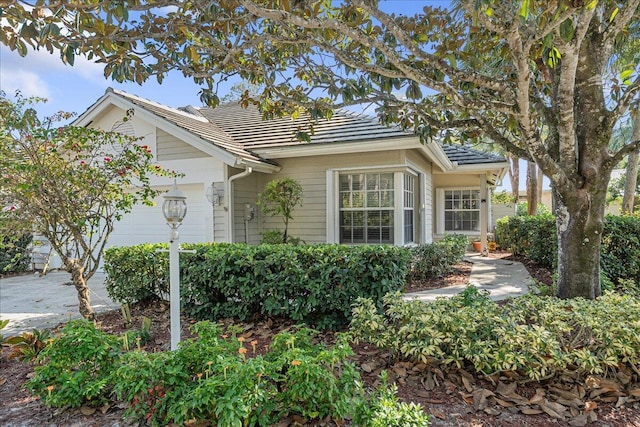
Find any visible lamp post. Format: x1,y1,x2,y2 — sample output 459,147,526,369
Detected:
162,182,187,350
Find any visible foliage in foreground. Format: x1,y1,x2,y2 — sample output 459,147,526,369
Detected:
351,288,640,382
28,320,429,426
105,243,411,329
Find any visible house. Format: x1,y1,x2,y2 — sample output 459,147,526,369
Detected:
71,88,508,252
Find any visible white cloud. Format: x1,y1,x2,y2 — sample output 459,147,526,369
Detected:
0,68,51,98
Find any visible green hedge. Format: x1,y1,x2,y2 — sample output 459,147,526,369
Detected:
410,234,468,279
0,234,33,274
105,243,411,329
495,214,640,284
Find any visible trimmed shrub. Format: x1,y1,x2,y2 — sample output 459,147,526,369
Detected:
410,234,468,279
495,213,640,285
601,214,640,285
105,243,411,329
0,233,33,274
104,243,170,304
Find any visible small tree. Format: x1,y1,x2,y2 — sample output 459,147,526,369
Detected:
258,178,303,244
0,92,170,319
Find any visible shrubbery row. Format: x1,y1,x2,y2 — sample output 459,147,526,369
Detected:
351,288,640,381
495,213,640,284
104,243,411,329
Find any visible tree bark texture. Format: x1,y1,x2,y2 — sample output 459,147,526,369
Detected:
508,154,520,203
526,161,538,215
67,258,95,319
554,185,607,299
537,167,544,205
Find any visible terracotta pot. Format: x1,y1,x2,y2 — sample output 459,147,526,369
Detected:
472,241,482,251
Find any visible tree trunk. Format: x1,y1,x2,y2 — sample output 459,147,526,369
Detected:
508,154,519,203
622,150,639,214
537,167,544,205
622,114,640,213
67,258,95,320
554,188,606,299
526,161,538,215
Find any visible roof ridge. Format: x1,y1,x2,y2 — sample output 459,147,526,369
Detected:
108,88,209,123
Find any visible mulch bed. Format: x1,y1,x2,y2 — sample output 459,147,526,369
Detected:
1,255,638,426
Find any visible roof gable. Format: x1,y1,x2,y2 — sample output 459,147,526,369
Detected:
76,88,506,176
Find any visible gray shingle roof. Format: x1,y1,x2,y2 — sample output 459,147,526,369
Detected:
109,89,505,168
441,144,505,165
197,102,413,149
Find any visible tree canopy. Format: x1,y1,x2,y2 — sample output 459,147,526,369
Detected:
1,0,639,298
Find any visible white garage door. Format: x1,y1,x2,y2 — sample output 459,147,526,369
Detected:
107,183,208,249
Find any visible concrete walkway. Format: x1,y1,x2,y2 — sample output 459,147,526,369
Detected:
404,253,532,302
0,271,119,337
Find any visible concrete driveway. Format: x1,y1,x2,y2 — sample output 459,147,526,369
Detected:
0,270,120,337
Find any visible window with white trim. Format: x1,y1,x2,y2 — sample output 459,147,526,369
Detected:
443,189,480,231
339,173,394,244
403,174,415,243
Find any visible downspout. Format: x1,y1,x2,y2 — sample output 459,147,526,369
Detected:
226,166,253,242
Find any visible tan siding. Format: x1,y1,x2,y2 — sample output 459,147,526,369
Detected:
232,173,261,244
256,151,414,244
156,129,209,161
491,202,516,230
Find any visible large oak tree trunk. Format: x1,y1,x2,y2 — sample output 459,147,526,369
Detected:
67,258,95,319
555,188,606,299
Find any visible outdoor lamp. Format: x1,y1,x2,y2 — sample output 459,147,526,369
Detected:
206,182,223,207
162,180,188,350
162,182,187,227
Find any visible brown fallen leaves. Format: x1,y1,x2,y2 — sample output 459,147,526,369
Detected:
381,358,640,427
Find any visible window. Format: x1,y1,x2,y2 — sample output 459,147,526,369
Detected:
403,174,415,243
443,189,480,231
339,173,394,244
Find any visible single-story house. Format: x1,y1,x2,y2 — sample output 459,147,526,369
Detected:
67,88,509,255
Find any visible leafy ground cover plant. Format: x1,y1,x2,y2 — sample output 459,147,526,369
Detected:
351,288,640,381
27,319,429,426
27,320,122,408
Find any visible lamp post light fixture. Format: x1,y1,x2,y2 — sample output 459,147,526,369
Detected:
162,181,187,350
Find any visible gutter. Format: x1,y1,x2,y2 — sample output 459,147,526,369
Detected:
226,166,253,242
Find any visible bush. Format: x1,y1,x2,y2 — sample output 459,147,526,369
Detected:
496,213,640,284
350,290,640,381
115,323,362,426
28,320,122,408
601,214,640,285
105,243,411,329
410,234,468,279
104,243,170,304
0,233,32,274
30,319,429,426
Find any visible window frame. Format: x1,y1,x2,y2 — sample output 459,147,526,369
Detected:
328,166,419,246
436,187,482,234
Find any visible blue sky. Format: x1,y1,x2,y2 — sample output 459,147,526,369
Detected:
0,0,539,193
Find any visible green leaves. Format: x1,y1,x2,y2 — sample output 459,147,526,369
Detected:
104,243,411,329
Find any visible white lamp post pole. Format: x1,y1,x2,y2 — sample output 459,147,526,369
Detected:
168,227,181,350
162,182,187,351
